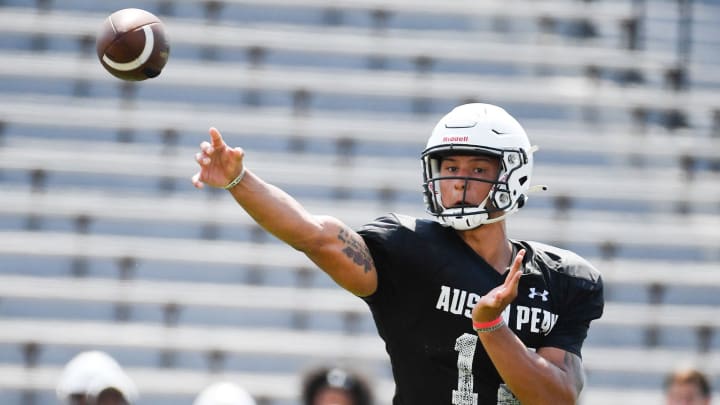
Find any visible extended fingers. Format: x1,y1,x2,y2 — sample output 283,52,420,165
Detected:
494,249,525,298
505,249,526,282
209,127,224,149
509,266,522,293
192,128,244,190
513,248,526,268
195,152,211,166
200,140,214,155
191,172,204,189
474,249,526,321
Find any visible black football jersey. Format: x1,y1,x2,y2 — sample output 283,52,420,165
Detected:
357,214,604,405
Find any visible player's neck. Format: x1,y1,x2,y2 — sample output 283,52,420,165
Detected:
456,221,512,274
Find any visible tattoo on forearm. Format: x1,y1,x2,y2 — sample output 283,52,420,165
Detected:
564,352,585,394
337,228,373,273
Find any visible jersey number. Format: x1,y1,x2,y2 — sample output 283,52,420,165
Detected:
453,333,479,405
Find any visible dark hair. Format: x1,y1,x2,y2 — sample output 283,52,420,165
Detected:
301,367,373,405
664,367,712,398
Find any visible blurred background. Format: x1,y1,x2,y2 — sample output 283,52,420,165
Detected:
0,0,719,404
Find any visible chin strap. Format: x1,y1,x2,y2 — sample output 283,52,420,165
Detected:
485,183,547,226
481,208,515,225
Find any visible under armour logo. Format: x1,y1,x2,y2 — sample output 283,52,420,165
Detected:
528,288,549,301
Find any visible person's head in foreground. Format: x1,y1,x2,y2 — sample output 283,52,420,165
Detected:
56,350,138,405
302,367,373,405
193,381,257,405
665,367,712,405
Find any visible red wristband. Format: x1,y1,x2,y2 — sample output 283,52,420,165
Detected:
472,317,504,333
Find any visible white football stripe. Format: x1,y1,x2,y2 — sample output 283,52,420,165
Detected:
102,25,155,72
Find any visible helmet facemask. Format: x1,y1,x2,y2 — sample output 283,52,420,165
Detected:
422,146,529,230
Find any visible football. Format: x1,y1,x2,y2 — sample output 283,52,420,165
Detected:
95,8,170,81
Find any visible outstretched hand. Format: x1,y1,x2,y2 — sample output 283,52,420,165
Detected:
472,249,526,324
191,127,245,189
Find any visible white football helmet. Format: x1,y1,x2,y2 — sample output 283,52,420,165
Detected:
193,381,257,405
56,350,139,403
422,103,535,230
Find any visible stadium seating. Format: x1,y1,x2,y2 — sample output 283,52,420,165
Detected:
1,0,719,404
4,48,717,113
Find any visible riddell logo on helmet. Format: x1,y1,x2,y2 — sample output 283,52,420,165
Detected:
442,136,469,142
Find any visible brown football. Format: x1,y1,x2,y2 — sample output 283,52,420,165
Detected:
95,8,170,81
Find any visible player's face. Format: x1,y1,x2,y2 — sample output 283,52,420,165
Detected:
94,389,129,405
313,387,356,405
68,394,88,405
666,382,710,405
438,155,500,208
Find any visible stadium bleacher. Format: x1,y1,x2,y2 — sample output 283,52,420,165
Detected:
0,0,719,404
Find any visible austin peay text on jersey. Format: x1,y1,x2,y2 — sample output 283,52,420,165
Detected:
435,285,559,336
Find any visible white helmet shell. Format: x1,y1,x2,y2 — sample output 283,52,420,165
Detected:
56,350,138,403
422,103,534,230
193,381,257,405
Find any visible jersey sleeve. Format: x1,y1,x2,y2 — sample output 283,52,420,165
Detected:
543,262,604,357
523,242,605,357
355,214,403,304
357,213,437,307
546,278,604,357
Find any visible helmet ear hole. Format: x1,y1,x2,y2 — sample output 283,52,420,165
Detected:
494,191,510,208
517,194,526,208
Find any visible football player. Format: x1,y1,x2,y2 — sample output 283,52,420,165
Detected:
192,103,604,405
